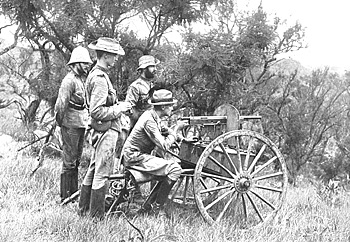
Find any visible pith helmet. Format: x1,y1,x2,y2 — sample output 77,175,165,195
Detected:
148,89,177,106
88,37,125,55
137,55,160,71
67,46,93,65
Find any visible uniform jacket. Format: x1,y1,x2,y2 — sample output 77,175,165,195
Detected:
125,77,154,123
86,65,123,132
123,109,176,165
54,71,88,128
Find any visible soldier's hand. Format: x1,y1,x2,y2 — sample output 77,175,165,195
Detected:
161,127,170,136
117,102,132,113
175,120,188,131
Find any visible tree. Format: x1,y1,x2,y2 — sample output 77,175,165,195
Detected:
0,0,215,126
262,69,348,184
160,3,306,115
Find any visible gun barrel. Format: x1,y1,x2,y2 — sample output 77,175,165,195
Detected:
179,116,227,125
239,115,262,120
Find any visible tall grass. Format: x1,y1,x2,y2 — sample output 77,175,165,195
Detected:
1,139,350,242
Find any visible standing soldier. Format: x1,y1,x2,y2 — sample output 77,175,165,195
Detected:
125,55,160,130
54,46,93,203
78,37,132,220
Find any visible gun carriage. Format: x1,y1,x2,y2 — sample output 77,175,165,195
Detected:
102,105,288,227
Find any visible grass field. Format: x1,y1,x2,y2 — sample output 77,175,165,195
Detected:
0,134,350,242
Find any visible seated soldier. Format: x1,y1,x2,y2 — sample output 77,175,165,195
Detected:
122,89,186,215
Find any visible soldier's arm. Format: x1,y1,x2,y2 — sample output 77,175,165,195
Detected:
54,76,74,126
144,119,177,152
89,76,130,121
125,85,139,107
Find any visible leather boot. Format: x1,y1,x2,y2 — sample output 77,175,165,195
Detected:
89,184,107,220
60,169,79,202
148,178,176,217
78,185,92,216
69,169,79,197
60,173,69,202
139,181,162,213
155,178,176,207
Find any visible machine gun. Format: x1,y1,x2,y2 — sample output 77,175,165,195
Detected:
180,115,227,126
179,116,228,143
179,114,262,144
180,115,262,126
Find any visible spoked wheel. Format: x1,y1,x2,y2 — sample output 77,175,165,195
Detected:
193,130,287,227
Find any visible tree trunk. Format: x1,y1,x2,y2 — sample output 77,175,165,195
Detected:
25,99,41,125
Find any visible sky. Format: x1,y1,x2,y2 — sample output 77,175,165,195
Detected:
128,0,350,72
248,0,350,72
1,0,349,72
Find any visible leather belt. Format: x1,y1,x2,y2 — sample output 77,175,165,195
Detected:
68,101,85,110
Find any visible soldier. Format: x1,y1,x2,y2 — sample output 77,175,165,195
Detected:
125,55,160,130
124,55,160,197
123,89,186,216
54,46,93,202
78,37,132,220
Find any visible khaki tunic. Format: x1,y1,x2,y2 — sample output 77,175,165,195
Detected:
54,71,88,128
54,71,88,173
83,65,125,189
123,109,182,181
125,77,154,129
86,66,122,131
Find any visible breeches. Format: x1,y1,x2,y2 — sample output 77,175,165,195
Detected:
124,151,182,182
61,126,85,173
82,129,120,189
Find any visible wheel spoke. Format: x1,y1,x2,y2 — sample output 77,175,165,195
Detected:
241,193,248,219
208,154,237,178
243,136,254,171
253,171,284,181
204,189,234,210
246,192,264,222
194,130,287,227
247,144,266,173
216,192,236,222
182,176,191,204
200,177,208,190
182,168,195,174
255,184,283,193
218,143,239,175
199,184,232,194
234,136,243,173
170,176,184,201
251,156,277,177
250,190,276,210
201,171,235,183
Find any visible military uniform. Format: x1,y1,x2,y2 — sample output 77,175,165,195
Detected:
123,89,183,215
125,76,154,130
123,101,182,214
55,71,89,202
84,65,123,181
77,37,128,220
123,109,182,181
79,65,126,218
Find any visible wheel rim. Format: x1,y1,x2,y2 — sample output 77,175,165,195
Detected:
193,130,287,227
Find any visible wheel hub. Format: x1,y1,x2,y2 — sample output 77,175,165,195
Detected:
234,174,252,193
